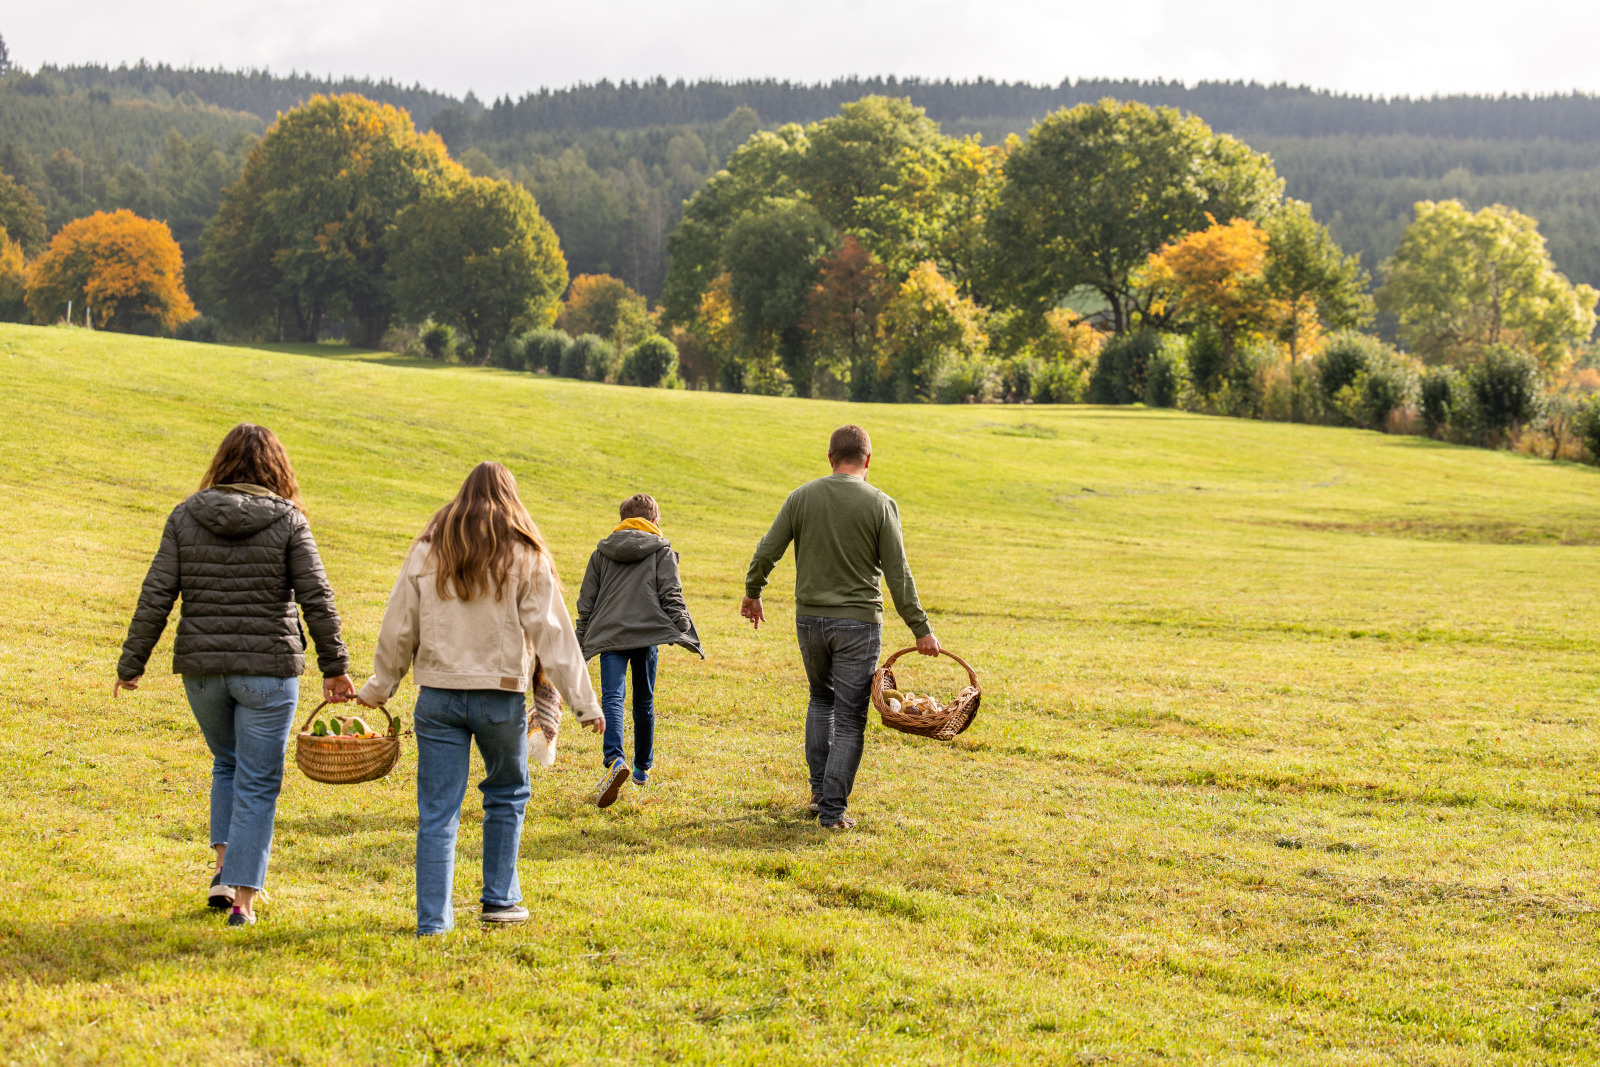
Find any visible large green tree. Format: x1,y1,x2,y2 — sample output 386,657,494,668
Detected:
660,126,806,327
1261,199,1373,359
721,197,835,396
198,94,463,344
390,176,568,362
0,170,47,255
794,96,942,235
987,99,1284,333
1377,199,1598,368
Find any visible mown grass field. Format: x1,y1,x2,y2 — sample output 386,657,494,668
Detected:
1,323,1597,1065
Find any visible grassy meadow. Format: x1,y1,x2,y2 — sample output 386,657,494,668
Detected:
1,323,1598,1064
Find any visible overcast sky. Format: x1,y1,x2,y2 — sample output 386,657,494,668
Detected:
8,0,1598,101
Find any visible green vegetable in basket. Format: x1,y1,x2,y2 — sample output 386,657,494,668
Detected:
311,719,328,736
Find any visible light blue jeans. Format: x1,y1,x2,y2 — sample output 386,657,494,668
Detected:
182,674,300,891
413,687,531,935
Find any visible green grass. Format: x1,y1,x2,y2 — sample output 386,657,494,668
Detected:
2,323,1598,1064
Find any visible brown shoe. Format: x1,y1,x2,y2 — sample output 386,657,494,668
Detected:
807,795,821,814
821,814,857,831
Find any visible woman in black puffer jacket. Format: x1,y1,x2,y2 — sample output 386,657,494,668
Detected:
115,424,355,926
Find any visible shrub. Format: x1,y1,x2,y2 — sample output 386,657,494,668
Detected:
521,328,571,373
934,355,998,403
1185,326,1229,393
488,333,525,369
560,333,616,380
1142,335,1191,408
1316,331,1388,400
421,322,455,360
1089,329,1165,404
1467,345,1546,439
1575,394,1600,461
1419,366,1468,436
621,335,679,387
175,315,221,343
1355,353,1419,430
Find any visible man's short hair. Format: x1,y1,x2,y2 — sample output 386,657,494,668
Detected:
619,493,660,523
828,425,872,466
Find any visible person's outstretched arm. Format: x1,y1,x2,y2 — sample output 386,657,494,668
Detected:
741,495,795,629
357,546,423,706
518,552,603,726
286,514,355,700
115,509,183,693
878,498,937,652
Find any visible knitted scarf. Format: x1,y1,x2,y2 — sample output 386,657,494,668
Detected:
527,658,564,767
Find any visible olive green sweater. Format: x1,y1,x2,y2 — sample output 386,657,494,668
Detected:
745,473,931,637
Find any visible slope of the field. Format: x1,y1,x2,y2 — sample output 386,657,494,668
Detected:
1,324,1597,1064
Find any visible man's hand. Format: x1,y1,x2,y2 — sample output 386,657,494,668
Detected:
740,596,765,630
916,633,941,656
324,675,357,703
112,676,141,698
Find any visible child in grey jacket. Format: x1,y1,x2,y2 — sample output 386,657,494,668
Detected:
574,493,703,806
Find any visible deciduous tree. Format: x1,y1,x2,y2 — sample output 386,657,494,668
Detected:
0,226,26,321
877,261,987,402
198,94,463,344
390,176,568,362
795,95,942,235
1139,216,1283,359
0,171,47,255
722,197,835,396
1377,199,1598,369
24,209,196,333
802,235,892,400
988,99,1283,334
558,273,653,351
1261,199,1373,359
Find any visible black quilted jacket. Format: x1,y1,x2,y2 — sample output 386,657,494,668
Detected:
117,486,349,680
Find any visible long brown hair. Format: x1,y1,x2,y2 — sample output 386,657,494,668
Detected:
199,423,305,513
419,462,552,601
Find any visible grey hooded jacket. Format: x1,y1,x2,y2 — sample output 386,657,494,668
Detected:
117,485,349,680
574,528,703,661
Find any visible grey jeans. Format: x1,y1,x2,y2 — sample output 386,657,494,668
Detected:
796,615,882,823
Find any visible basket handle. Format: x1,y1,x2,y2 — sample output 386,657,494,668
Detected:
300,700,397,736
876,647,979,690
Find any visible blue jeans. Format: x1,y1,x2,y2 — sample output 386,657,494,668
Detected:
599,647,657,772
182,674,300,891
413,687,531,935
795,616,882,824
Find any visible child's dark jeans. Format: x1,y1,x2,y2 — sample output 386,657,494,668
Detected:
599,646,657,772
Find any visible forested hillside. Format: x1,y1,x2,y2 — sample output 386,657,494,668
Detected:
5,61,1600,296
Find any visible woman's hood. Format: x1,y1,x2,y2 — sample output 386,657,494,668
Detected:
184,486,295,538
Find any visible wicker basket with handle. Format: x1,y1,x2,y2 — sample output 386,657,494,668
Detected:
870,647,981,740
293,701,404,785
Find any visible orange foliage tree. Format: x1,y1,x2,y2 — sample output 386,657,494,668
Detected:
25,210,197,333
1139,216,1283,357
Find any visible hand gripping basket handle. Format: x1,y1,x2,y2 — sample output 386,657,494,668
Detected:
878,647,980,690
300,699,398,736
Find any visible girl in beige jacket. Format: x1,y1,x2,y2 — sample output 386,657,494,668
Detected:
358,462,602,935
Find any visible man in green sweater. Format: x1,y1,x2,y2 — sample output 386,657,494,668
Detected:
742,424,940,830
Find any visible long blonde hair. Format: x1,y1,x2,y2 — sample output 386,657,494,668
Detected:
419,462,552,601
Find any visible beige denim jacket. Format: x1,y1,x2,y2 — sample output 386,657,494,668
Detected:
358,541,601,721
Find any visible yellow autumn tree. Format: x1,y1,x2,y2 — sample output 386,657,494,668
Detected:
1140,216,1284,357
0,225,26,322
1032,307,1105,402
877,261,988,402
26,210,197,333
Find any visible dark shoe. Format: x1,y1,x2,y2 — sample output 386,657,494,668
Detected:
596,758,630,809
208,872,235,910
821,814,857,831
481,903,529,923
227,908,255,927
807,795,821,814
